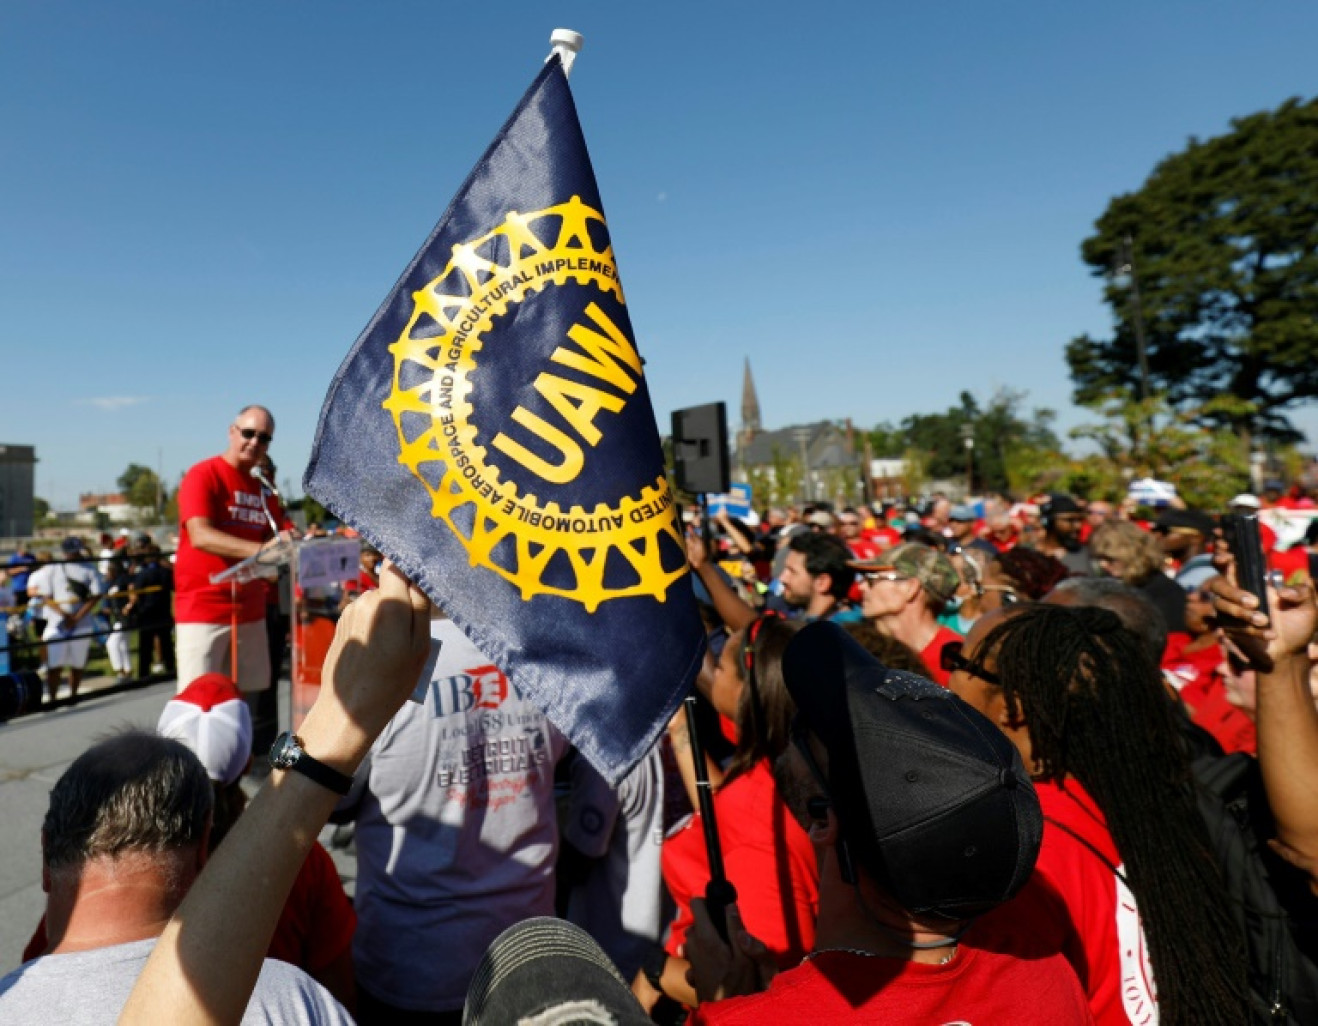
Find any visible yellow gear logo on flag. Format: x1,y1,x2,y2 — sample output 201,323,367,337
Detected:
384,197,685,612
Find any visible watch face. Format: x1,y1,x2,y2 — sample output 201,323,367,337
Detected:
270,732,298,769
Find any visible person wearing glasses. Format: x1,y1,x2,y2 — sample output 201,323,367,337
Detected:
174,405,295,708
979,547,1070,616
947,604,1254,1025
851,543,963,684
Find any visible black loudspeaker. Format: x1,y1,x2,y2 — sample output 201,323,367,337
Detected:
671,402,730,495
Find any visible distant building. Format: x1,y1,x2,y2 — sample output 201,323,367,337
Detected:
869,458,913,501
739,420,865,507
0,444,37,538
76,491,143,525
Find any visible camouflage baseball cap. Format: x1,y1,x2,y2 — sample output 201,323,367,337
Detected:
852,542,959,605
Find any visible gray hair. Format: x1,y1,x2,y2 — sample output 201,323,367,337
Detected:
42,730,213,870
1048,577,1168,664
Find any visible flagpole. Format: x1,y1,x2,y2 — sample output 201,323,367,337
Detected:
683,693,738,941
548,28,583,77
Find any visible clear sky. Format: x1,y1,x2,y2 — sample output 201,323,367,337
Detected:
5,1,1316,508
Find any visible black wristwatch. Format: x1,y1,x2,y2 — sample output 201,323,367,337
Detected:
642,947,669,993
269,731,354,796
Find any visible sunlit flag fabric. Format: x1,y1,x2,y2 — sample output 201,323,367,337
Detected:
304,55,705,783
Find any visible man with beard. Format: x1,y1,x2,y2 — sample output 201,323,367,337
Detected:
1037,494,1092,576
776,532,861,623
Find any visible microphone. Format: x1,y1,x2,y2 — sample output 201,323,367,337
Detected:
250,465,281,499
250,466,284,539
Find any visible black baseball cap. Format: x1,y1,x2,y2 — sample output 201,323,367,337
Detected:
464,918,650,1025
1154,508,1215,536
782,621,1042,920
1043,494,1082,516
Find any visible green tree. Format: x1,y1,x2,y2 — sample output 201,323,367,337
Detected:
745,446,802,509
33,497,51,523
866,422,906,459
1067,96,1318,443
1070,394,1253,509
900,447,930,498
117,463,164,512
895,390,1062,493
298,495,332,527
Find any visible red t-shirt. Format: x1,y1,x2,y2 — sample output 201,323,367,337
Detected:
692,893,1092,1025
1161,634,1257,756
662,759,818,968
1034,779,1156,1026
1268,545,1311,585
866,526,901,551
175,455,286,624
920,626,963,687
844,538,880,562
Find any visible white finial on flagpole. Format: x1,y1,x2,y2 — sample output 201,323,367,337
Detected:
548,28,583,78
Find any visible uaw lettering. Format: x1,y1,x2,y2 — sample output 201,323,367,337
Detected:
384,196,687,613
305,58,706,782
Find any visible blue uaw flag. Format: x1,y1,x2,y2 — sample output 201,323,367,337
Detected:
304,55,705,783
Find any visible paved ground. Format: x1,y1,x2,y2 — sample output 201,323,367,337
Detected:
0,673,356,974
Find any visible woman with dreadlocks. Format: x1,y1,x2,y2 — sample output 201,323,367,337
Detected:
949,603,1250,1026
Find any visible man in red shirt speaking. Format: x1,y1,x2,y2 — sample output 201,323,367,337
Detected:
174,405,294,709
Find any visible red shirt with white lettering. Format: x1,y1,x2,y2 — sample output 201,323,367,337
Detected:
1034,779,1156,1026
176,455,285,624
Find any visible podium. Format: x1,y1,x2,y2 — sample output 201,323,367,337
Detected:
209,536,295,587
208,536,364,730
207,537,295,686
288,537,362,729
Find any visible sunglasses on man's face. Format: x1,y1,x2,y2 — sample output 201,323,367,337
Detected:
236,426,274,445
939,640,1001,686
980,584,1020,605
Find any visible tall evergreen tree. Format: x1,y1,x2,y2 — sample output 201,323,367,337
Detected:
1067,96,1318,442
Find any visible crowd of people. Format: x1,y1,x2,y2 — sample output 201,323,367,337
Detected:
6,411,1318,1023
3,532,176,703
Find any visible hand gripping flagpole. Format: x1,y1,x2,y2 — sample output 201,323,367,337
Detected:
548,28,583,78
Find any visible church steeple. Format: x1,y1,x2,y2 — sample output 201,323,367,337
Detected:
737,358,762,477
741,357,761,438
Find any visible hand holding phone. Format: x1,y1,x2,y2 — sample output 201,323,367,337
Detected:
1219,514,1270,630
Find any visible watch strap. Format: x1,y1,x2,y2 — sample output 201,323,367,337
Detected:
270,733,353,796
642,947,668,993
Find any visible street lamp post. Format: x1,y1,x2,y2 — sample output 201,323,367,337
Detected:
794,427,812,505
961,423,975,499
1115,234,1153,404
